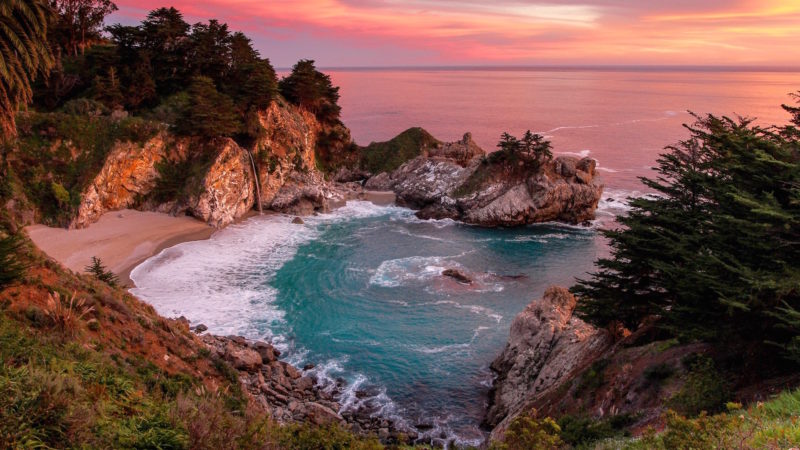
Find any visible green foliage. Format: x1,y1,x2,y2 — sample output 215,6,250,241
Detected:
279,59,342,124
490,410,564,450
558,414,635,448
61,97,108,116
359,127,441,174
0,233,27,288
278,422,383,450
574,359,609,397
668,355,729,416
573,97,800,364
174,76,239,138
150,151,215,204
642,363,675,387
453,130,553,197
85,256,119,287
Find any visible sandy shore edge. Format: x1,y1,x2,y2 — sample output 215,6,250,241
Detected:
25,192,397,288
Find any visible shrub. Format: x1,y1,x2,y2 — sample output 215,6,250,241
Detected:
490,410,564,450
669,355,729,416
43,291,95,336
559,414,635,448
85,256,119,287
574,359,609,397
61,98,108,116
643,363,675,388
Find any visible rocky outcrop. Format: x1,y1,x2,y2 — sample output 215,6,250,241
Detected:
485,287,612,435
202,334,344,426
427,132,485,166
70,100,352,229
71,132,174,228
179,139,255,227
365,135,603,226
485,286,725,441
202,333,414,442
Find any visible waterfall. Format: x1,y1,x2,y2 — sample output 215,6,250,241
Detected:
246,149,263,215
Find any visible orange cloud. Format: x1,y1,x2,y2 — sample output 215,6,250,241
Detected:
110,0,800,66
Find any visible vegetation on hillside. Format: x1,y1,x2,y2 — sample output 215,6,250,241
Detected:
492,389,800,449
359,127,441,174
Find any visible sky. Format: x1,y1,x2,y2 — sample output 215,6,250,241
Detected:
109,0,800,68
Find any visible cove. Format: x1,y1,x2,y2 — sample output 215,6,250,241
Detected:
130,201,601,446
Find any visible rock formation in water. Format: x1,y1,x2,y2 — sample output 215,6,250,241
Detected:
365,133,603,226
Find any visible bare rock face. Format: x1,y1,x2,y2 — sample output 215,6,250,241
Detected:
181,139,255,228
365,134,603,226
485,286,612,435
426,132,485,166
71,132,174,228
70,100,342,229
251,100,324,209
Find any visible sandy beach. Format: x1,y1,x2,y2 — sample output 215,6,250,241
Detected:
26,210,215,287
24,193,397,288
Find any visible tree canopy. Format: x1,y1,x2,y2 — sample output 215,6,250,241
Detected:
573,95,800,364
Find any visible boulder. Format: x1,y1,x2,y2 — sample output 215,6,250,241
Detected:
442,268,472,284
223,341,263,372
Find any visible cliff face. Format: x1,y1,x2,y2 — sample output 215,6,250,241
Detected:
365,134,604,226
486,287,612,435
70,100,344,229
486,286,718,442
70,132,176,228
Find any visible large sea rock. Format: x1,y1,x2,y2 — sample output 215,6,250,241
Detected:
365,133,603,226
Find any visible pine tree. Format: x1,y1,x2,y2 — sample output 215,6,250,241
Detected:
85,256,119,287
279,59,341,124
572,102,800,363
174,76,239,138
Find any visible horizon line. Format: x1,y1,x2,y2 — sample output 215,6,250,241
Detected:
276,64,800,73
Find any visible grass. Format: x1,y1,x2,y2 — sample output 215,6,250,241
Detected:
359,127,440,174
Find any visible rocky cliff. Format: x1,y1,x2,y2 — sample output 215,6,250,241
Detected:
486,286,724,441
70,100,354,229
365,133,603,226
485,287,612,436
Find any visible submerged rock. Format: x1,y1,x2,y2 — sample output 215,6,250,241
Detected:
292,216,305,224
442,268,472,284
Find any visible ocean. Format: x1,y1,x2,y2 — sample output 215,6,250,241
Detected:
130,68,799,446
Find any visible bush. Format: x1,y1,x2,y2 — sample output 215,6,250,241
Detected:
490,410,563,450
669,355,728,416
85,256,119,287
559,414,635,448
61,98,108,116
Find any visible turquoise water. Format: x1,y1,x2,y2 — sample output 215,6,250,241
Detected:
131,203,600,445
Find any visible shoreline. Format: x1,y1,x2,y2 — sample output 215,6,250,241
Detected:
25,192,398,288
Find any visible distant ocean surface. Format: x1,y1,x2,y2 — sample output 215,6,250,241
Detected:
132,69,800,447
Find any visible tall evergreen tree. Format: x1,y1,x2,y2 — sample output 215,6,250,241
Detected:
573,103,800,363
174,76,239,138
279,59,341,124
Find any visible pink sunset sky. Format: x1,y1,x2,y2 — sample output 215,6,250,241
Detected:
109,0,800,68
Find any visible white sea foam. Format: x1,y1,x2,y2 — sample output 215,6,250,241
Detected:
369,255,452,287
